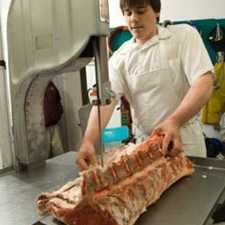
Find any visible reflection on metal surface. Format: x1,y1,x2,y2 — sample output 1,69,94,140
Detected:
38,215,65,225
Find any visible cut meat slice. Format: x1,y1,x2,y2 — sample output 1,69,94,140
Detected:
37,134,194,225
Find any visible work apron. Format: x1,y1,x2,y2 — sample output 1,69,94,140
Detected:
128,38,206,157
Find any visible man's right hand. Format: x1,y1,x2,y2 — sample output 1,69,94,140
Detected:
75,141,97,171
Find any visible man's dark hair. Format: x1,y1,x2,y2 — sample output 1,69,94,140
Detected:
120,0,161,13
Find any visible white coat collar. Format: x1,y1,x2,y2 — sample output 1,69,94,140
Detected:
130,25,172,50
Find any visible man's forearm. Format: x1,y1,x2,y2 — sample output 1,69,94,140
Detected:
169,72,214,127
82,98,117,145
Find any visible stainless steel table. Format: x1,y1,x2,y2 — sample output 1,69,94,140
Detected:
1,152,225,225
0,152,79,225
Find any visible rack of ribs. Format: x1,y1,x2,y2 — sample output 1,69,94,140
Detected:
37,134,194,225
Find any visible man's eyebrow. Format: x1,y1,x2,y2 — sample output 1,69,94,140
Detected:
123,8,129,11
135,6,147,9
123,6,146,11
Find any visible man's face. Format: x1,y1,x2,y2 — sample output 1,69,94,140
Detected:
123,5,159,45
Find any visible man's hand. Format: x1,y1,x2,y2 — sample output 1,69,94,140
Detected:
75,99,116,171
76,141,97,171
152,118,182,157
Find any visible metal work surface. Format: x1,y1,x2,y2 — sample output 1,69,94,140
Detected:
1,152,225,225
136,157,225,225
0,152,79,225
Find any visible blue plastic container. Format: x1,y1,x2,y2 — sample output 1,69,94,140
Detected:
102,126,129,143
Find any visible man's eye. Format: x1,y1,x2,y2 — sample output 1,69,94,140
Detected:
136,9,146,14
124,11,131,16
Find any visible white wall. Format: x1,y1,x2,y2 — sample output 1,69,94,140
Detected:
160,0,225,21
109,0,225,27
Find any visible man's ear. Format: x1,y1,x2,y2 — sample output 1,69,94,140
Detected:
156,12,160,23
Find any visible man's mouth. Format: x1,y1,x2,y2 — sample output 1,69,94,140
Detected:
131,26,144,31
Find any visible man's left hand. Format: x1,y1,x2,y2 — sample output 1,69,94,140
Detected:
152,118,182,157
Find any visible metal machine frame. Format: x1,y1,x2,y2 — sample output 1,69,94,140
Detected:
3,0,111,169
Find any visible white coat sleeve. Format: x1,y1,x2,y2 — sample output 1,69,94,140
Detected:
180,25,214,85
108,56,128,100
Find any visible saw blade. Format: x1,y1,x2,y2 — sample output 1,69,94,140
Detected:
97,104,105,167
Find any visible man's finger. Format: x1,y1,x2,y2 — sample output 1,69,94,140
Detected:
76,158,89,171
162,134,171,153
152,127,162,136
169,138,182,157
174,137,182,151
89,153,98,166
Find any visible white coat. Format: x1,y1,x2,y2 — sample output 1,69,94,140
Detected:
109,24,214,157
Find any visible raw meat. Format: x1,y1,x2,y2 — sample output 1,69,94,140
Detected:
37,134,194,225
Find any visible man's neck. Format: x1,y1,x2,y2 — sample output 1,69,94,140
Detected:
135,25,159,45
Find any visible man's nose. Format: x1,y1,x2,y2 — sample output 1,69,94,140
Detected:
129,12,139,22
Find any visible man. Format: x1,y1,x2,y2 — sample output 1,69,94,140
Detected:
44,81,64,158
76,0,214,170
